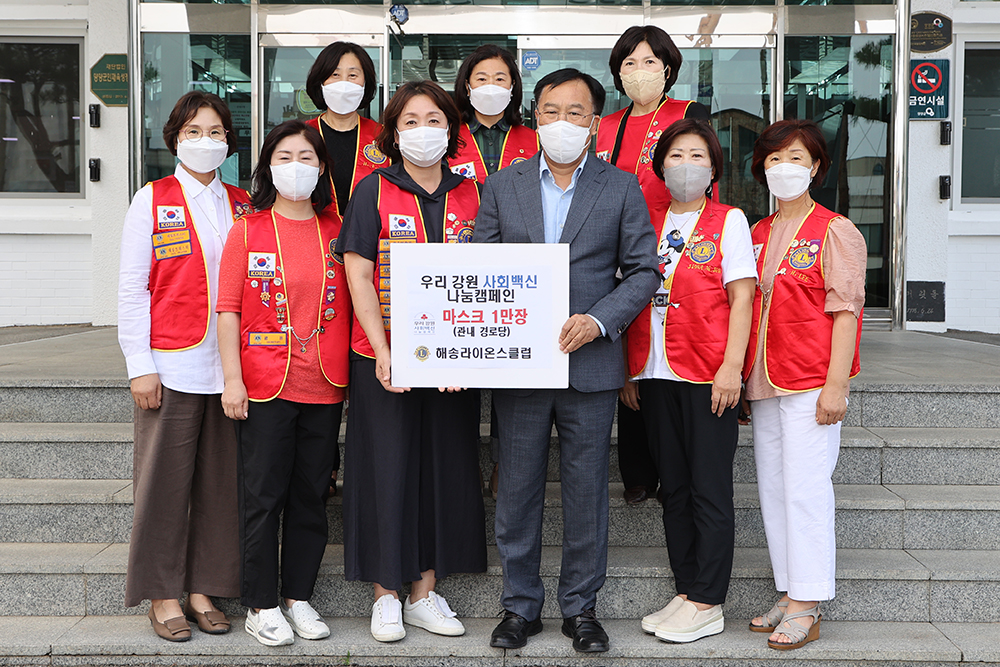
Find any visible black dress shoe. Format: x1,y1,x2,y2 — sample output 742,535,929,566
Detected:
561,608,609,653
490,610,542,649
623,486,650,505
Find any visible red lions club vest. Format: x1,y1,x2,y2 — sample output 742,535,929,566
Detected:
351,175,481,358
627,198,734,382
450,123,539,183
743,203,863,392
596,98,692,215
148,175,251,351
239,208,351,401
307,115,387,211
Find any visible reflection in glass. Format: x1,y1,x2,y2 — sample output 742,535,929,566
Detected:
784,35,893,308
961,48,1000,201
263,46,380,137
0,42,80,194
389,34,518,97
142,34,252,190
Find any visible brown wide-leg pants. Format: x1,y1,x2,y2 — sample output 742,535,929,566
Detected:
125,386,240,607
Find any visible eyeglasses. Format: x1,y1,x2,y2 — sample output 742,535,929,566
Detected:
537,110,595,124
181,126,228,141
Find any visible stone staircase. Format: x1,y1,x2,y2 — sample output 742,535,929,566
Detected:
1,327,1000,665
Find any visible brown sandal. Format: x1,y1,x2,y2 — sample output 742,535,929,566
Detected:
767,606,821,650
749,599,788,633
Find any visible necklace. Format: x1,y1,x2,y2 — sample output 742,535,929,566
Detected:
757,210,808,306
287,325,320,353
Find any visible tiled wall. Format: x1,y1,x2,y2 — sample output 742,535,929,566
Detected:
947,236,1000,334
0,235,93,326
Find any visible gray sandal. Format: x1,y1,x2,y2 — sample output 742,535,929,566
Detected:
748,600,788,633
767,605,821,650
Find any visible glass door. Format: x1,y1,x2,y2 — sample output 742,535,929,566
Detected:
520,37,772,224
260,35,382,138
784,34,894,310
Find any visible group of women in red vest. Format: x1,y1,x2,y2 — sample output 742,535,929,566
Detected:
117,24,864,653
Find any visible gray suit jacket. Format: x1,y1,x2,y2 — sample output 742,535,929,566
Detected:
473,153,660,393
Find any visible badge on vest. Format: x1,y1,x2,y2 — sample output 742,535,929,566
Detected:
510,157,527,165
389,215,417,239
450,162,478,181
364,143,388,165
753,243,764,262
596,151,611,162
788,239,821,270
154,242,193,260
248,253,276,278
156,206,186,229
152,230,191,248
688,240,717,264
248,332,287,346
233,201,253,220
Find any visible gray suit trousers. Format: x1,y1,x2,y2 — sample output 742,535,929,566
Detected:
493,387,617,620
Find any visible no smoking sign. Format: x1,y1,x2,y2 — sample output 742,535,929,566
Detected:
909,59,949,120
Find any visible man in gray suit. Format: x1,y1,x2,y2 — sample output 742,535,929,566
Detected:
473,68,659,653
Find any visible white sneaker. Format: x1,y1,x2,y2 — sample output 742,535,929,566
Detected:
641,595,686,634
245,607,294,646
402,591,465,636
280,600,330,640
654,600,724,643
370,594,406,642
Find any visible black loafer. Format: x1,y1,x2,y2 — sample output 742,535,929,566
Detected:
490,610,543,649
561,608,609,653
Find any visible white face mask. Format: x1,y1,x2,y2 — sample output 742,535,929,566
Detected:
176,136,229,174
397,126,449,168
663,163,713,203
469,84,512,117
322,80,365,115
271,161,320,202
537,119,593,165
621,68,666,107
765,162,814,201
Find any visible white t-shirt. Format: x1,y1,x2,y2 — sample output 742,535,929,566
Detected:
117,164,235,394
633,206,758,383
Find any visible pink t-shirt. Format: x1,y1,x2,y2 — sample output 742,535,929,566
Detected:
218,212,345,405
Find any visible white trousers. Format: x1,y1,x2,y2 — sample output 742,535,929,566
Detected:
751,389,840,601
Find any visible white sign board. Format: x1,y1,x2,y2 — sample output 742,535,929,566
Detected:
390,243,569,389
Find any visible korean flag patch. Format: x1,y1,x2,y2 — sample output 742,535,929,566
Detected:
156,206,186,230
248,252,276,278
389,215,417,239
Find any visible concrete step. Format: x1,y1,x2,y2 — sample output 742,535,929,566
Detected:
4,542,1000,624
4,479,1000,551
5,423,999,489
5,377,1000,430
2,615,990,667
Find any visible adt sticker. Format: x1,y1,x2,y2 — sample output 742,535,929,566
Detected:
522,51,541,72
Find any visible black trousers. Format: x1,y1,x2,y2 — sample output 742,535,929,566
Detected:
617,396,658,490
236,398,342,609
639,379,738,605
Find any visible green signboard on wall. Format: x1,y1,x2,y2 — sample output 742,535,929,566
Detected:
91,54,128,107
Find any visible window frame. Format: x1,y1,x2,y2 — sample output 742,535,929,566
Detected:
0,36,86,200
953,35,1000,210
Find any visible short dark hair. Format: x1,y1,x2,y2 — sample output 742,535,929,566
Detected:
751,119,831,187
533,68,606,117
453,44,524,126
305,41,378,112
608,26,683,97
251,120,334,213
162,91,237,157
376,81,463,164
652,119,724,183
